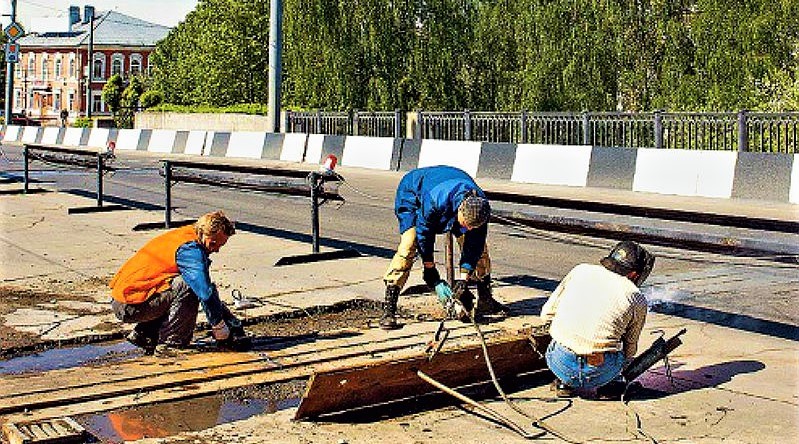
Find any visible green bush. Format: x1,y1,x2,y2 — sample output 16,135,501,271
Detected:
72,117,92,128
147,103,269,115
140,90,165,109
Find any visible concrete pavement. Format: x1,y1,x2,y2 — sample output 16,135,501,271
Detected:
0,156,797,443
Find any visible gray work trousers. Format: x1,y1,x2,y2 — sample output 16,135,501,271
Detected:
111,276,199,347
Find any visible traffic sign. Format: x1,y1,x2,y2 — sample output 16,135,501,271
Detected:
4,22,24,41
5,42,19,63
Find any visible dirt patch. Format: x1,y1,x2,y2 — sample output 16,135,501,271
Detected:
245,302,384,337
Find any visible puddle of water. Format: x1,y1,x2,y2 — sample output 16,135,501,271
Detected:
76,382,303,443
0,342,143,375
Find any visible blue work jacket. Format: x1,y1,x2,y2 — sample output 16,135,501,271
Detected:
394,165,488,271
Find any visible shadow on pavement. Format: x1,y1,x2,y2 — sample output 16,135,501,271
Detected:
651,303,799,341
631,359,766,399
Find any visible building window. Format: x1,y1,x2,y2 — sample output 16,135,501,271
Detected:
14,89,21,109
68,90,75,111
69,55,75,78
111,53,124,77
92,53,105,80
54,90,61,110
55,58,62,78
130,54,142,76
41,55,48,80
27,55,35,77
92,93,103,113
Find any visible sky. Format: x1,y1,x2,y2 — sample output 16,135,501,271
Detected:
0,0,199,30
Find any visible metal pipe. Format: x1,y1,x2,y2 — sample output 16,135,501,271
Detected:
96,153,103,207
445,233,454,285
309,172,320,253
23,144,29,194
164,160,172,228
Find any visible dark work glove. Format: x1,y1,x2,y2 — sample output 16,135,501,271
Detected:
451,280,474,313
423,266,441,289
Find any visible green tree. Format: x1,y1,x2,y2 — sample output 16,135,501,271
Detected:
101,74,124,118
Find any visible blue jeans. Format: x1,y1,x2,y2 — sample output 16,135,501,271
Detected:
546,340,625,389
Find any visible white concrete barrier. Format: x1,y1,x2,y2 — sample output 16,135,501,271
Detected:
86,128,110,148
40,127,60,145
280,133,307,162
148,129,177,153
633,149,737,198
790,154,799,204
304,134,325,164
511,144,592,187
21,126,39,144
341,135,395,170
62,128,85,146
202,131,216,156
184,130,207,156
2,125,21,142
417,139,481,177
226,131,267,159
115,129,143,151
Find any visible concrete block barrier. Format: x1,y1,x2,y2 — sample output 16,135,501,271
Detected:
732,152,794,202
40,127,63,145
184,130,207,155
147,129,178,154
476,142,517,180
115,129,146,151
21,126,41,144
417,139,482,177
226,131,267,159
633,149,737,198
280,133,308,162
206,132,230,157
62,128,88,147
511,144,592,187
586,146,637,190
304,134,345,165
86,128,111,149
2,125,22,142
791,154,799,204
341,135,402,171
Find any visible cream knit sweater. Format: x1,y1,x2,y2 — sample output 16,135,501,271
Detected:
541,263,648,361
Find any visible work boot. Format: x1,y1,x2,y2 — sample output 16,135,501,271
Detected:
379,285,401,330
153,343,192,359
550,379,575,398
126,330,156,355
475,277,509,316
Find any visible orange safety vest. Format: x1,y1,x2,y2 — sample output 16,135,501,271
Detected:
110,225,199,304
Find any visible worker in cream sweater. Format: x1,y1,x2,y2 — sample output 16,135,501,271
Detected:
540,240,655,399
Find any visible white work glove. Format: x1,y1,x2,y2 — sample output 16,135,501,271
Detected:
212,320,230,340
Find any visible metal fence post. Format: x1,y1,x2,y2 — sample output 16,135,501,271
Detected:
415,110,423,140
283,110,291,133
164,160,172,228
96,153,104,207
654,110,664,149
520,110,528,144
316,109,322,134
464,109,472,141
582,111,591,145
394,109,402,139
309,172,321,253
738,109,749,152
23,145,29,194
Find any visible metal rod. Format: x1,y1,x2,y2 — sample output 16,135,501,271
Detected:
309,172,320,253
23,145,29,194
164,160,172,228
96,153,103,207
445,232,454,285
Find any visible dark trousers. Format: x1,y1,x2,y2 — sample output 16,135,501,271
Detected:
111,276,199,347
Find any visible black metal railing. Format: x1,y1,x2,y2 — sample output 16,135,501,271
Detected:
285,109,799,153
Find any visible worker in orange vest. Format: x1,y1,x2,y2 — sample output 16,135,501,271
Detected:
110,211,246,357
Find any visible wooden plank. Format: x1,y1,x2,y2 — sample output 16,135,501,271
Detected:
294,333,549,420
1,329,520,425
0,322,502,416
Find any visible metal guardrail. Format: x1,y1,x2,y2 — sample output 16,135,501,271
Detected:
286,109,799,153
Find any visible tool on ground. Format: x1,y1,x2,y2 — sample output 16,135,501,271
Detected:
424,320,450,361
623,328,687,383
232,288,257,310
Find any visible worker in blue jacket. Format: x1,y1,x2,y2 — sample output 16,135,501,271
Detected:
380,165,507,330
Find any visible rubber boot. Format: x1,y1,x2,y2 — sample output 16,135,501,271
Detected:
379,285,401,330
475,275,509,316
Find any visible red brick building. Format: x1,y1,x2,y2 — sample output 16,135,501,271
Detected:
14,5,170,124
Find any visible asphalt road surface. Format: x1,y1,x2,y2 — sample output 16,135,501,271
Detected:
2,144,796,337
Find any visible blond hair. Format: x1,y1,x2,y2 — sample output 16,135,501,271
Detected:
194,211,236,238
